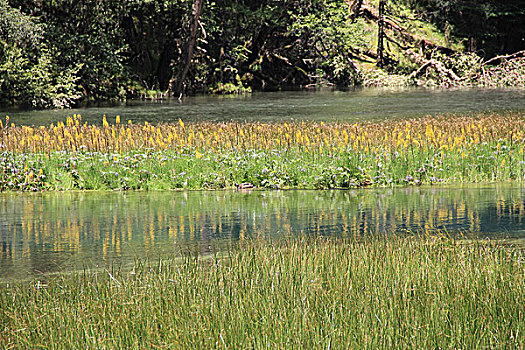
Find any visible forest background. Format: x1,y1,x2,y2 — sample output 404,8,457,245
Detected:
0,0,524,109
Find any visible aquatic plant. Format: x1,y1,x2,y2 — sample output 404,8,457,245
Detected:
1,236,524,348
1,113,524,155
1,112,524,191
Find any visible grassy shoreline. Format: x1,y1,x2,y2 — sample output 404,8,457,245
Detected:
1,112,525,191
1,236,525,348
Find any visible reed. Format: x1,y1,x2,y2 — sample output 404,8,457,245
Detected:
1,235,524,348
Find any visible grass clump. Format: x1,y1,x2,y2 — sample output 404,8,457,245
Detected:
1,235,525,348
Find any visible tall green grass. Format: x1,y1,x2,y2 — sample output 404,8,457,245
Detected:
1,236,525,348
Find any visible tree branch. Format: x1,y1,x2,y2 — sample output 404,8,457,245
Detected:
484,50,525,66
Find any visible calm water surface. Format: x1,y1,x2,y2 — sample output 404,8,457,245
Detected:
2,183,525,279
2,88,525,126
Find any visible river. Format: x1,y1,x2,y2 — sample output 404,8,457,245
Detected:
1,88,525,280
1,88,525,126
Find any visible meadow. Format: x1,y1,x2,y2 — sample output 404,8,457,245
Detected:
1,235,524,348
0,112,524,191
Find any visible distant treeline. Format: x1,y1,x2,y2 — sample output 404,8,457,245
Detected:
0,0,524,108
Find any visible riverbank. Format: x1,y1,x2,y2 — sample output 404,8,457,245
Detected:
1,112,524,191
1,235,524,348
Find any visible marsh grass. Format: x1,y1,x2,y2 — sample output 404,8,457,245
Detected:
2,235,525,348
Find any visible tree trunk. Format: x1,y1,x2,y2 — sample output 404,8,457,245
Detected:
169,0,205,96
349,0,364,21
377,0,386,67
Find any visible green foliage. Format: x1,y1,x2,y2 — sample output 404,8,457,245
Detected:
0,44,82,108
0,1,82,108
0,0,42,48
121,1,186,91
200,0,368,90
199,0,298,91
290,1,366,85
209,81,252,94
23,0,129,101
361,68,411,87
396,0,525,56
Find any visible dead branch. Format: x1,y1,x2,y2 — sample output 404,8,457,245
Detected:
347,0,364,21
410,59,461,81
484,50,525,66
418,39,457,56
384,33,411,50
409,61,432,79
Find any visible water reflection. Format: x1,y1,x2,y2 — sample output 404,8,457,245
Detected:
1,183,525,279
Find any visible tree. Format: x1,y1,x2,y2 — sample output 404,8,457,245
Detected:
170,0,205,96
377,0,386,67
395,0,525,57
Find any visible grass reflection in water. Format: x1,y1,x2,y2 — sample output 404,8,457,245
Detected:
1,184,524,278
